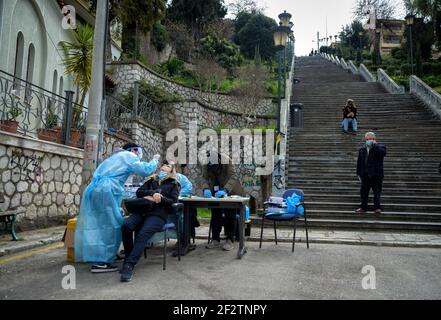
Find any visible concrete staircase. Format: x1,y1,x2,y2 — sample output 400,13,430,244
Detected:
286,56,441,232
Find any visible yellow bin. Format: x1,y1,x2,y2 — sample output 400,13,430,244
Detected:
64,218,77,262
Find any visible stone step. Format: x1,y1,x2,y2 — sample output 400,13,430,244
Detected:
304,201,441,213
288,162,441,168
287,186,441,195
301,194,441,205
287,150,441,157
301,210,441,222
288,172,441,179
252,216,441,232
289,156,441,161
286,179,441,188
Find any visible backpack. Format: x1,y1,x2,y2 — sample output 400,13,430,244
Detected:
286,193,305,217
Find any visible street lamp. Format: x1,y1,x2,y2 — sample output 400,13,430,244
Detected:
405,14,415,74
273,22,290,134
279,11,292,27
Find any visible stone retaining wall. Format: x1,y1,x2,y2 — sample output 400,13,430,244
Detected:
0,133,84,230
109,61,276,116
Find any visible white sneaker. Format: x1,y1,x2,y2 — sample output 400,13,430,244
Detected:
206,240,221,249
222,239,234,251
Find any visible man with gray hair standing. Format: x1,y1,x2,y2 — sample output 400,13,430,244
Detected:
356,132,387,214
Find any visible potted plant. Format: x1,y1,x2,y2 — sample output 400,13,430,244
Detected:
0,105,22,133
37,108,62,143
116,128,130,139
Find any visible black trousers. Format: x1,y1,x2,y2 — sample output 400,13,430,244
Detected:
211,209,237,242
360,176,383,211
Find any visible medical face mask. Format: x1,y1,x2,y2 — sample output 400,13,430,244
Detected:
158,171,168,180
366,140,374,147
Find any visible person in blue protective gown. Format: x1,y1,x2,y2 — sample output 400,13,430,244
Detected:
176,172,192,197
74,143,160,273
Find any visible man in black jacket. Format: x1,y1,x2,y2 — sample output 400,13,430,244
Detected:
356,132,387,214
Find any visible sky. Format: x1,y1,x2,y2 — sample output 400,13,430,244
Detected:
252,0,406,56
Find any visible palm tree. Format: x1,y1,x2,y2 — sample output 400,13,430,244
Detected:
60,23,94,124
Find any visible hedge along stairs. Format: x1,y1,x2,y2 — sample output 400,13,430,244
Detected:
283,56,441,233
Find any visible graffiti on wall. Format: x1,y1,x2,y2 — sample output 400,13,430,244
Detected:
272,156,285,196
9,150,44,184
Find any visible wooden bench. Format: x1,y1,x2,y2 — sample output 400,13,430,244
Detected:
0,192,24,241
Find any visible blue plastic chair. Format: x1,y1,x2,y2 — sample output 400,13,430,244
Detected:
143,203,184,270
259,189,309,252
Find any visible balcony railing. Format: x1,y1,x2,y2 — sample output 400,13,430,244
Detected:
1,70,162,147
0,69,87,148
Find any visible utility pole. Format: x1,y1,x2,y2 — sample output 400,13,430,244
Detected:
317,32,320,53
81,0,108,188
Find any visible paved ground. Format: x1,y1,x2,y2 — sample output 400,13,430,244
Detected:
1,238,441,300
2,224,441,258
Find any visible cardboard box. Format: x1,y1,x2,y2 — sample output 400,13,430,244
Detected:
64,218,77,262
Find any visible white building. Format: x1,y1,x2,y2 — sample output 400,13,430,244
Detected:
0,0,122,99
0,0,78,97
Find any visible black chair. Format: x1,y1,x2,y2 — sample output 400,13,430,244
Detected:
259,189,309,252
143,203,184,270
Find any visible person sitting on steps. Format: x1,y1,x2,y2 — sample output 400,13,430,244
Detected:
342,99,358,134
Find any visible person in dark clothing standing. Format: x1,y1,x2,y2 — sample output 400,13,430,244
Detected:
356,132,387,214
120,160,180,282
202,152,244,252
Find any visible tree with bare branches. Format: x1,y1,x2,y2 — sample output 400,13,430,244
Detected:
192,57,227,97
231,60,270,124
353,0,398,19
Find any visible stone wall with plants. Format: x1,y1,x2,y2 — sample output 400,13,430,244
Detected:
161,101,275,132
160,101,274,206
103,121,164,161
0,124,165,230
108,61,277,116
0,133,84,230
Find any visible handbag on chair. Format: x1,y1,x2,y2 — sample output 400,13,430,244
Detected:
123,198,156,216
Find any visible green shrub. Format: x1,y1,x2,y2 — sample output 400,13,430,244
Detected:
218,79,241,92
151,21,168,52
422,62,441,75
159,58,186,77
266,80,278,96
392,75,410,91
391,48,407,61
421,75,441,88
121,80,183,105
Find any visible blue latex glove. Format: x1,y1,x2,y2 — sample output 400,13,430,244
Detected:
245,206,250,221
203,189,213,198
215,190,226,198
297,205,305,217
